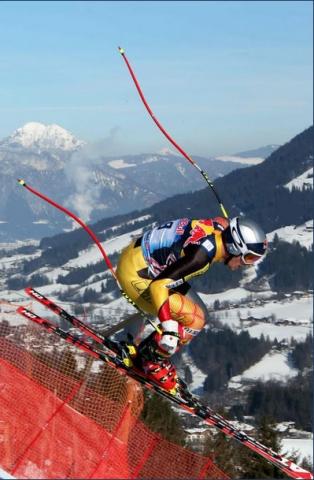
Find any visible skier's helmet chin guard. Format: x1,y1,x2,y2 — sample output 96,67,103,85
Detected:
223,217,268,265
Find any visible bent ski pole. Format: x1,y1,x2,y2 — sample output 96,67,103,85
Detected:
17,179,162,334
118,46,229,219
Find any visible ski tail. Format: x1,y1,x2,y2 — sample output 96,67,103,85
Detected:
16,300,313,480
24,287,120,354
17,306,102,359
16,306,180,398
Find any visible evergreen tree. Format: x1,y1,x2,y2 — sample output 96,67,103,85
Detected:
240,416,284,478
189,326,272,393
291,333,313,371
204,431,243,478
184,365,193,385
247,372,312,431
257,239,313,292
203,409,245,478
140,392,186,446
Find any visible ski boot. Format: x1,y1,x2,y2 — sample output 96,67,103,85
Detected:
134,332,179,394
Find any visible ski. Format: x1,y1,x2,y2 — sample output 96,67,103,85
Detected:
17,305,193,405
25,287,120,354
17,304,313,480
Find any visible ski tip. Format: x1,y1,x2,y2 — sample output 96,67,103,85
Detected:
118,46,125,55
17,179,26,186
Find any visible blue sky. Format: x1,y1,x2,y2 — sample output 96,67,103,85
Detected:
0,1,312,156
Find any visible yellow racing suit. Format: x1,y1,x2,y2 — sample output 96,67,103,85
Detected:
116,216,228,346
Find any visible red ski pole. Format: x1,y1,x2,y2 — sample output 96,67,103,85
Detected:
17,179,162,334
118,46,229,219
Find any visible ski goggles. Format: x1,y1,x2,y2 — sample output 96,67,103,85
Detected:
224,228,267,265
240,251,263,265
239,241,267,265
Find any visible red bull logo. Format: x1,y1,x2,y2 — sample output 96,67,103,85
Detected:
199,219,213,227
184,225,207,247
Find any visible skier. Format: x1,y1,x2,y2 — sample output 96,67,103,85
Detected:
117,216,268,393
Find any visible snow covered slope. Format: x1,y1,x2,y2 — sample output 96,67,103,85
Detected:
268,220,313,249
229,350,299,387
200,290,312,342
281,437,313,463
284,166,313,192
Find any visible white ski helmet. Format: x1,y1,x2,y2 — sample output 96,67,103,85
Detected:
223,216,268,264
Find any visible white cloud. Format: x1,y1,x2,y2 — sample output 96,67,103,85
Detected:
64,127,121,221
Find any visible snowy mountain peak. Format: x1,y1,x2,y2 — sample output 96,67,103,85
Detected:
2,122,85,151
158,147,180,156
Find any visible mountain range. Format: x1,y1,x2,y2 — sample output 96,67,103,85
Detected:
1,124,312,300
0,122,278,241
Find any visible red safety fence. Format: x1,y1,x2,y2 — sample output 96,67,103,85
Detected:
0,313,229,479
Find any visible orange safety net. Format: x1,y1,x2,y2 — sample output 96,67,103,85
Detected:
0,314,229,479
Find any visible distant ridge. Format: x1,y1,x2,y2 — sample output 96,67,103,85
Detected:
235,144,280,159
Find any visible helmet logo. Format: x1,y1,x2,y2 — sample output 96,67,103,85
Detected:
231,226,244,250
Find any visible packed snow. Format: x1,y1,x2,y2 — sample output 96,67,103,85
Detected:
199,287,273,306
268,220,313,249
200,289,312,343
180,352,208,394
229,351,298,387
0,250,42,267
231,296,312,324
241,323,311,342
108,215,152,233
281,438,313,462
0,240,39,251
64,227,144,269
285,167,313,192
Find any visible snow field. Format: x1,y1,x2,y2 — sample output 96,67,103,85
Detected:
284,167,313,192
201,290,312,341
241,323,311,342
268,220,313,250
281,438,313,463
229,351,298,387
199,287,273,307
180,352,208,394
235,295,312,324
64,226,144,269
